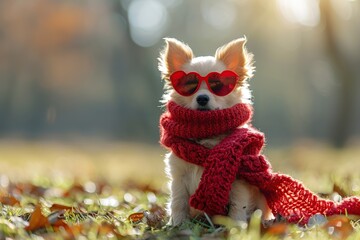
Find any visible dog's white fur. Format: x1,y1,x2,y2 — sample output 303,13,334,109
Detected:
159,38,273,226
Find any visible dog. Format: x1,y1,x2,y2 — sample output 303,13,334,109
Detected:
158,38,273,226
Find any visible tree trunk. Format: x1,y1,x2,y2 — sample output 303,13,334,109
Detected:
320,0,356,148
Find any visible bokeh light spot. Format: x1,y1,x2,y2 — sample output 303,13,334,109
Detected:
128,0,168,47
201,0,236,30
277,0,320,27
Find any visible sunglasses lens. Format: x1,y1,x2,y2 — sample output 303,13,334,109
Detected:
170,71,238,96
171,72,199,96
208,71,237,96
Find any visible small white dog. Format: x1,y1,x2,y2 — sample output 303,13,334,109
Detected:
158,38,273,226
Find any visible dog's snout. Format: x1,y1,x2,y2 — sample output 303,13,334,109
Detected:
196,95,210,106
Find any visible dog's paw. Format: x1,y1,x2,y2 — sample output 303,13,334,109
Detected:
261,214,284,228
168,213,189,226
189,207,204,219
262,218,276,228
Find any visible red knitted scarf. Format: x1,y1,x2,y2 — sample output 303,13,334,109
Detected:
160,101,360,225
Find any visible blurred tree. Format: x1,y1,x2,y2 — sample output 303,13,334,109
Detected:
0,0,358,145
320,0,357,148
0,0,91,137
107,0,162,142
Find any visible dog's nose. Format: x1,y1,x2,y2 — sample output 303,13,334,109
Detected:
196,95,209,106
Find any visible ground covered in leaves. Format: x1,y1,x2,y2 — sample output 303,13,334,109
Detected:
1,140,360,239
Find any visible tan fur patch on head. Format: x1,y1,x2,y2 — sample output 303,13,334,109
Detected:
215,37,254,83
158,38,194,80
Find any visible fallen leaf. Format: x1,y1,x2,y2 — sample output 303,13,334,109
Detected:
52,219,69,229
50,203,74,212
50,215,74,235
128,212,144,223
98,222,115,234
144,204,166,228
29,208,83,236
0,194,20,206
262,222,288,238
324,215,354,239
54,223,83,239
25,204,50,231
10,183,46,196
98,222,123,238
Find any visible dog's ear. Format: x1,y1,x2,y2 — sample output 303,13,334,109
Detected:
158,38,193,80
215,37,254,81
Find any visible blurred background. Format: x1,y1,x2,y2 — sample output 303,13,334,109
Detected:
0,0,359,185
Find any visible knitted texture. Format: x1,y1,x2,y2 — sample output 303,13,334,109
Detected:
160,101,360,225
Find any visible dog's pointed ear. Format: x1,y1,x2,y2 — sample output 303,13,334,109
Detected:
158,38,193,80
215,37,254,81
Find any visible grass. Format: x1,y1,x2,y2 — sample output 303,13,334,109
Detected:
0,139,360,239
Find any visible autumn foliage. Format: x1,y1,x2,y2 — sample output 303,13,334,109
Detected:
0,176,360,239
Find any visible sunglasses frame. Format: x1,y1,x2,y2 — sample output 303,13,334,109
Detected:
170,70,239,97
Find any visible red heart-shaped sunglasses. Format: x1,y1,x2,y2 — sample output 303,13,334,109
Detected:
170,70,239,96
